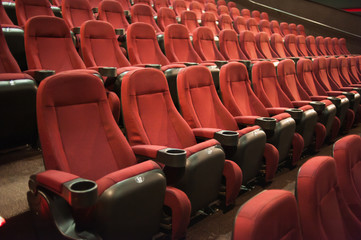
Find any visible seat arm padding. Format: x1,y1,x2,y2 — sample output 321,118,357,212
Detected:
291,100,311,108
184,139,220,158
233,116,260,125
131,145,168,159
192,128,224,139
223,160,242,206
266,107,289,116
35,170,80,194
264,143,279,182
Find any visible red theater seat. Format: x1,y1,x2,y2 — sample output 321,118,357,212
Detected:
193,26,226,62
15,0,54,28
204,3,219,19
219,14,234,30
172,0,187,18
270,20,281,35
258,20,272,38
297,24,306,37
157,7,177,32
241,8,251,20
201,12,220,36
260,11,269,21
251,10,261,23
189,1,203,20
280,22,290,37
62,0,95,31
246,18,260,36
181,10,199,33
218,5,229,16
219,29,248,61
233,16,247,34
98,0,130,31
229,7,240,20
131,4,162,34
289,23,298,35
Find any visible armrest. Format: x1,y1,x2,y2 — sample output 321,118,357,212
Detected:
71,27,80,35
144,64,162,70
192,128,239,147
30,170,98,208
291,100,311,108
115,28,125,36
340,87,361,95
327,96,342,107
285,108,303,120
97,67,117,77
131,145,186,167
25,69,55,83
266,107,289,116
327,91,344,97
310,96,328,101
309,101,326,112
233,116,259,125
178,62,199,66
213,60,228,68
341,91,355,100
254,117,277,131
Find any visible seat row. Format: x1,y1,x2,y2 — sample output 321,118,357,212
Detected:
233,134,361,240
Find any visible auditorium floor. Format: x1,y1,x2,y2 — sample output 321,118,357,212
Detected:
0,125,360,240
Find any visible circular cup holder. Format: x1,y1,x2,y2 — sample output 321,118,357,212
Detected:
309,101,326,112
157,148,187,167
70,180,97,193
221,130,239,136
165,148,187,155
285,108,303,120
255,117,277,130
215,130,239,147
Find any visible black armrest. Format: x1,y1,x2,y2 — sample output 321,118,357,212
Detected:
156,148,187,167
214,60,228,68
214,130,239,147
35,70,55,83
327,97,341,107
92,7,98,13
352,87,361,95
285,108,303,121
255,117,277,131
98,67,117,77
72,27,80,35
62,178,98,208
124,10,130,17
309,101,326,112
183,62,199,66
145,64,162,70
238,60,251,69
115,28,125,36
342,92,355,101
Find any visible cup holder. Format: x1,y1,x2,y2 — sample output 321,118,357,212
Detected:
184,62,199,66
285,108,303,121
342,92,355,100
214,61,228,69
214,130,239,147
115,28,125,36
156,148,187,167
63,179,98,208
327,97,341,107
145,64,162,70
255,117,277,131
309,101,326,112
35,70,55,83
72,27,80,35
98,67,117,77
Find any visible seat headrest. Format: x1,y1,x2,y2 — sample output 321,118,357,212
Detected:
63,0,91,9
182,10,197,20
256,32,269,43
219,14,232,23
279,59,296,75
193,26,214,40
166,24,189,39
254,61,277,78
131,3,153,16
179,65,213,88
234,16,246,25
127,22,156,40
219,29,238,41
20,0,51,6
100,0,124,12
284,34,297,44
201,12,217,21
298,59,313,72
239,30,255,42
221,62,249,83
25,16,71,38
81,20,115,39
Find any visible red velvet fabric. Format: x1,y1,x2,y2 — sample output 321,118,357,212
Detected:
0,2,18,28
326,57,349,89
223,160,242,205
347,57,361,84
246,18,259,36
315,36,328,56
255,32,276,59
233,190,302,240
201,12,220,36
338,57,359,87
229,7,240,20
289,23,298,35
297,156,349,240
332,37,342,55
284,34,299,57
216,0,226,7
131,4,161,33
306,35,319,56
270,33,287,58
258,20,272,38
233,16,247,34
260,12,269,21
297,24,306,37
324,37,335,55
98,0,129,30
240,8,250,20
15,0,54,28
36,170,79,194
172,0,187,18
204,3,218,19
184,138,219,157
189,2,202,20
115,0,132,11
339,38,351,55
62,0,95,29
192,26,225,61
131,145,168,159
296,35,310,57
0,28,24,74
279,22,290,37
219,29,247,60
80,20,131,69
157,7,177,32
313,57,339,91
192,128,223,139
164,24,204,63
154,0,169,12
181,10,199,33
217,5,229,16
251,10,261,23
270,20,281,35
239,30,261,60
219,14,234,30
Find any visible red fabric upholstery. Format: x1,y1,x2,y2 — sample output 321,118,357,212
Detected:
297,156,351,240
296,35,310,57
36,170,79,194
251,10,261,23
219,29,247,60
164,23,203,63
260,12,269,21
227,1,236,9
181,10,199,33
339,38,351,55
338,57,358,87
201,12,220,36
258,20,272,37
246,18,259,36
98,0,129,31
233,16,247,34
217,5,229,16
0,2,18,28
80,20,131,70
154,0,169,12
289,23,298,35
219,14,234,30
316,36,328,56
62,0,95,29
240,8,251,20
131,4,162,34
223,160,242,206
204,3,218,19
284,34,299,57
306,35,319,56
229,7,240,20
192,26,225,61
88,0,102,8
270,33,288,58
172,0,187,17
216,0,226,7
255,32,276,59
157,7,177,31
324,37,336,55
239,30,262,60
270,20,281,35
348,57,361,84
279,22,290,37
15,0,54,28
326,57,348,89
313,57,338,91
332,37,342,55
189,2,202,20
233,190,302,240
297,24,306,37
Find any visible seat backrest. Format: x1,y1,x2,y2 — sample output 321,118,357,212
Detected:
201,12,220,36
219,14,234,30
278,59,311,101
284,34,299,57
337,57,353,85
218,5,229,16
258,19,272,37
255,32,275,59
24,16,86,72
306,35,319,56
0,2,16,27
121,68,197,148
127,22,170,65
88,0,102,9
16,0,54,27
347,57,360,83
192,26,225,61
219,62,270,117
217,0,226,7
131,4,162,33
316,36,328,56
297,58,328,96
233,16,247,34
219,29,247,60
252,61,294,108
164,23,202,63
204,3,218,19
239,30,260,60
181,10,199,33
270,20,281,35
115,0,132,11
62,0,95,29
172,0,187,17
289,23,298,35
339,38,350,55
227,1,236,9
229,7,240,20
332,37,342,55
80,20,131,69
270,33,287,58
0,28,22,74
157,7,177,32
189,1,202,20
98,0,129,30
251,10,261,23
260,11,269,21
154,0,169,12
233,190,302,240
194,0,205,9
177,65,239,130
241,8,251,20
246,18,259,35
326,57,344,88
297,24,306,37
296,35,309,57
324,37,335,55
38,71,137,180
312,57,334,91
297,156,348,240
280,22,290,37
